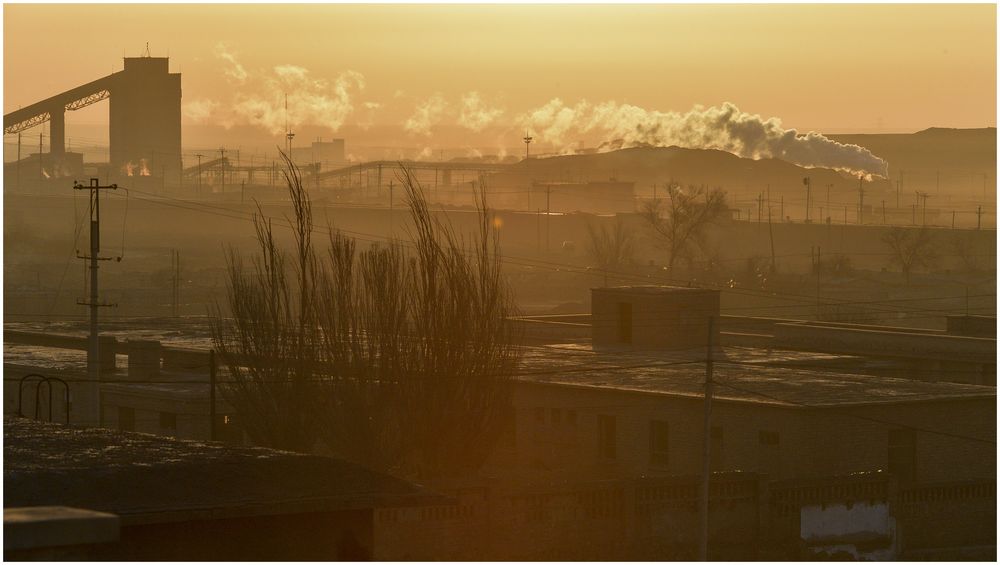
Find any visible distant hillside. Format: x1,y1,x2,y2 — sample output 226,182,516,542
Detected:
828,128,996,199
486,127,994,208
488,145,892,210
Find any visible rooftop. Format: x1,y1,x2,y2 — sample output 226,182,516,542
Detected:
4,417,440,525
517,344,996,408
591,285,716,295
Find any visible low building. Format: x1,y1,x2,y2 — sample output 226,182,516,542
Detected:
3,417,441,561
491,343,996,485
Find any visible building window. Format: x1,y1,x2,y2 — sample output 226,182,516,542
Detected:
118,406,135,432
649,420,669,466
759,430,780,446
888,429,917,483
534,407,545,424
159,412,177,432
617,303,633,344
597,414,617,460
567,410,577,426
551,408,562,425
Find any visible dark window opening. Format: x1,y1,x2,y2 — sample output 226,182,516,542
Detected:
888,428,917,483
551,408,562,425
159,411,177,431
618,302,633,344
759,430,780,446
534,407,545,424
118,406,135,432
598,414,617,460
649,420,670,466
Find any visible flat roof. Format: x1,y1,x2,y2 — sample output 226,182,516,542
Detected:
591,285,718,295
516,344,996,408
4,417,441,525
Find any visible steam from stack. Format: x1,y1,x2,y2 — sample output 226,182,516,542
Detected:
522,101,889,178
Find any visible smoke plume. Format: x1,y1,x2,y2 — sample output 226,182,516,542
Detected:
458,92,504,132
521,100,888,177
185,46,368,135
404,94,447,136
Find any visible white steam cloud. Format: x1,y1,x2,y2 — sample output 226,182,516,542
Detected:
404,94,447,136
458,92,504,132
215,43,248,83
187,47,367,135
521,100,888,177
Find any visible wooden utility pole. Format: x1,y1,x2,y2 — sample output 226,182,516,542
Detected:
218,147,227,193
171,249,180,317
546,185,552,252
816,246,822,320
195,154,203,193
209,349,217,441
699,316,715,562
803,176,811,222
73,179,118,385
857,174,865,225
767,188,777,273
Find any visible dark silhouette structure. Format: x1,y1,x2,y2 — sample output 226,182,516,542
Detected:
3,56,181,180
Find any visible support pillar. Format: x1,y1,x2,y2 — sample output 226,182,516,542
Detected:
49,108,65,157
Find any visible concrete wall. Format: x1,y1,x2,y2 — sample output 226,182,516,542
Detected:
591,287,720,350
498,381,996,484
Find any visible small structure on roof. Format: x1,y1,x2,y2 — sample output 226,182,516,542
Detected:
592,285,720,351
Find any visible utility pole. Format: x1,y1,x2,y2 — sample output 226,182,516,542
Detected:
977,206,982,230
218,147,227,193
857,174,865,225
546,185,552,252
826,184,832,223
171,249,180,317
699,316,715,562
915,191,929,226
780,195,784,222
523,130,533,160
757,192,764,225
16,132,21,190
209,349,217,441
816,246,821,320
39,133,43,180
882,200,886,224
388,180,394,235
73,179,118,390
803,176,811,222
195,154,203,194
767,198,777,274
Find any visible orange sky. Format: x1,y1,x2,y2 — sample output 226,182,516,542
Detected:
3,3,996,151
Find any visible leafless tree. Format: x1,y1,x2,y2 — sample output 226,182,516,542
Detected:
213,157,521,479
949,230,991,274
210,152,320,452
640,183,729,272
882,226,938,283
585,217,636,286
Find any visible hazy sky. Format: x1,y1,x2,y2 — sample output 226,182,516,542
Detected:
3,3,997,151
